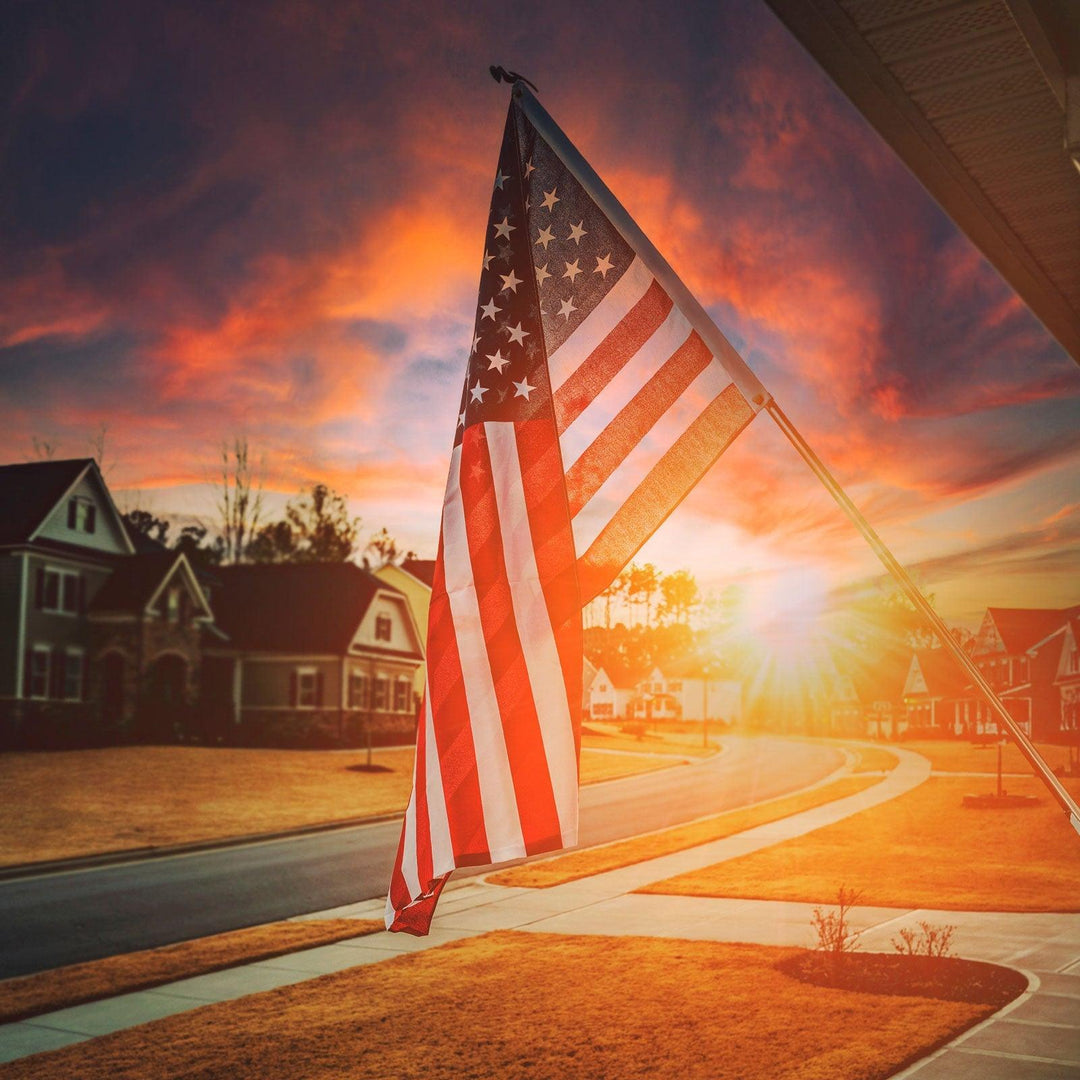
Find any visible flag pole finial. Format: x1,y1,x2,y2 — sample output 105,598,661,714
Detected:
489,65,539,93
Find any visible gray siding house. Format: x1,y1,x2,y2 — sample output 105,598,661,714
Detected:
0,458,213,745
203,563,425,747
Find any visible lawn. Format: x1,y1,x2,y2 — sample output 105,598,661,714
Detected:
488,774,879,888
0,932,1002,1080
901,739,1072,774
0,919,382,1024
0,744,681,867
639,775,1080,911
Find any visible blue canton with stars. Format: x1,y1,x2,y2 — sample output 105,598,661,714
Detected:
455,101,634,446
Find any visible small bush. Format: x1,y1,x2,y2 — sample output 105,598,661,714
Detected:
620,722,647,740
892,921,956,959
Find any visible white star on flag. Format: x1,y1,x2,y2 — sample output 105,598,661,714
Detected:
469,381,487,403
493,216,515,239
506,322,529,345
499,269,523,293
513,376,535,400
540,187,559,211
486,349,509,373
567,220,587,243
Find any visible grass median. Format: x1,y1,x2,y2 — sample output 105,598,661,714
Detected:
488,774,880,888
0,744,677,868
0,931,1008,1080
639,774,1080,911
0,919,382,1025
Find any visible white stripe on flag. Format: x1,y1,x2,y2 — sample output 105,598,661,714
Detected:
440,444,525,862
570,360,735,554
484,422,579,846
423,693,454,876
546,257,654,393
398,757,422,901
558,305,694,471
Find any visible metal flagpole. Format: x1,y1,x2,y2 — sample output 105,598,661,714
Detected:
767,401,1080,832
512,79,1080,835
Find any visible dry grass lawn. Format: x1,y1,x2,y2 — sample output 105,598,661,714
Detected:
581,724,716,757
0,919,381,1024
0,932,995,1080
0,745,675,867
640,775,1080,911
487,775,879,888
902,739,1072,774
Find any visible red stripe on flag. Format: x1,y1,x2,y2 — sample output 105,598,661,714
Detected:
565,330,712,517
576,383,755,603
552,280,673,435
515,418,583,758
426,540,490,861
459,425,564,853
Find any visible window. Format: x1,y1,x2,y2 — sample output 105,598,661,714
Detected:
668,681,683,692
375,614,392,642
373,677,389,710
67,497,97,534
166,586,182,624
294,668,318,709
29,647,50,699
349,672,369,710
63,650,84,701
592,702,613,717
394,679,410,712
36,568,82,615
598,683,608,692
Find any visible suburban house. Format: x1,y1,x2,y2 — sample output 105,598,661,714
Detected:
827,652,909,739
901,648,970,735
1028,616,1080,744
373,557,434,696
203,563,424,747
0,458,214,744
587,664,638,721
625,662,742,725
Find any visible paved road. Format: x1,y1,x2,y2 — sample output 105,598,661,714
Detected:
0,736,841,978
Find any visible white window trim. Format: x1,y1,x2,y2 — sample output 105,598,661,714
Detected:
295,666,318,710
41,566,81,617
29,645,51,700
394,677,411,712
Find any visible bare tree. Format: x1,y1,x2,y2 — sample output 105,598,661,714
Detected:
87,422,115,479
216,437,264,564
27,436,59,461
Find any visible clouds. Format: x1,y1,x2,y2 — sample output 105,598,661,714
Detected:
0,0,1077,612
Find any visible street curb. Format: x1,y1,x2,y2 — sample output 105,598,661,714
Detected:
0,751,715,883
0,812,406,882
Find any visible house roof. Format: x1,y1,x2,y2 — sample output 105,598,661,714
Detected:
986,607,1075,655
210,563,406,655
911,648,969,698
0,458,93,545
400,558,436,587
90,552,186,614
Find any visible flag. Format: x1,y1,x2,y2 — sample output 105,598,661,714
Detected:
386,88,764,934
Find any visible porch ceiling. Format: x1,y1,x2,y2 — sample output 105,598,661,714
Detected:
761,0,1080,364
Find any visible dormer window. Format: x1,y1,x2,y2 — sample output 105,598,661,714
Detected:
166,586,182,624
375,614,392,642
67,497,96,534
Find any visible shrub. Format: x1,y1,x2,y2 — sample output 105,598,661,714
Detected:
810,885,863,977
892,921,956,959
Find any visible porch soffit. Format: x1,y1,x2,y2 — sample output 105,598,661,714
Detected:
761,0,1080,363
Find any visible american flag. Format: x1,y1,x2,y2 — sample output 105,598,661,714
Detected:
386,94,759,934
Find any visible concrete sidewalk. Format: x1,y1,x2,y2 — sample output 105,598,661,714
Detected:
2,743,1076,1078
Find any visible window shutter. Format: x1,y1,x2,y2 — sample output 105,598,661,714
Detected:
77,575,87,614
86,504,96,534
35,568,45,610
315,672,325,708
289,672,298,708
67,499,77,529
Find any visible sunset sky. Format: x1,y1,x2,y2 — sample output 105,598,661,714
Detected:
2,0,1078,626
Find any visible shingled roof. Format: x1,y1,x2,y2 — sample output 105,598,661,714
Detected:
210,563,411,655
400,558,435,587
985,608,1077,655
0,458,93,545
90,552,186,614
910,649,969,698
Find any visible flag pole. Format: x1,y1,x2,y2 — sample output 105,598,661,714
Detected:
513,81,1080,834
767,400,1080,832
